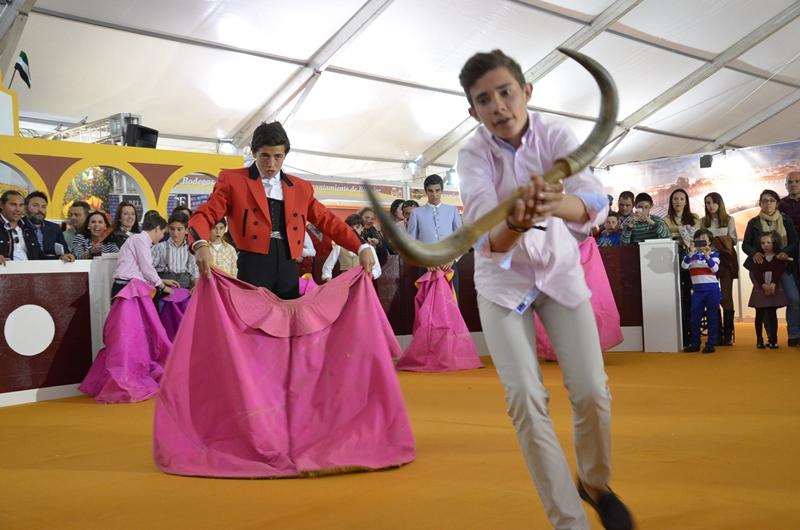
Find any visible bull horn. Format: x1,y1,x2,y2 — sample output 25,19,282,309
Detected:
366,47,619,267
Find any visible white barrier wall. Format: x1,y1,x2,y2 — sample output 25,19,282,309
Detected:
0,257,117,407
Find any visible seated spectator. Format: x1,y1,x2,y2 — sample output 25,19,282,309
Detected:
63,200,90,253
621,192,669,244
70,211,120,259
399,200,419,229
110,201,141,248
358,206,389,261
24,190,74,262
616,190,636,230
596,212,623,247
152,212,199,289
321,213,380,281
112,213,179,298
0,190,42,264
390,198,406,224
208,218,238,277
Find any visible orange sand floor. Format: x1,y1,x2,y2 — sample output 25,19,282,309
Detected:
1,323,799,529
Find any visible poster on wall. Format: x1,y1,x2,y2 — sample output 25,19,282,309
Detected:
598,140,800,236
309,181,403,207
409,187,463,209
167,194,190,214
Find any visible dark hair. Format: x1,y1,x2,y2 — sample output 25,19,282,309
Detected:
345,213,364,228
141,213,167,231
702,192,731,229
81,211,111,238
403,200,419,209
112,201,140,234
24,190,48,206
693,228,714,240
214,218,227,227
357,207,374,217
759,230,783,253
618,191,634,203
607,211,620,220
668,188,696,226
251,121,290,155
390,199,405,218
168,211,189,227
69,200,91,215
760,189,780,205
423,174,444,191
459,49,526,107
634,192,653,206
0,190,23,204
172,204,192,216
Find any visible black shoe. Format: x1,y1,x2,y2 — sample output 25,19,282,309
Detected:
757,342,766,349
577,480,634,530
768,343,779,349
683,346,700,353
702,345,715,354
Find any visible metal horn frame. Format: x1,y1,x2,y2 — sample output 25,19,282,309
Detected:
365,48,619,266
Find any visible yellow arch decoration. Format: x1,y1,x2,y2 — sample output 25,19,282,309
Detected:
156,166,223,212
52,158,157,217
0,153,50,199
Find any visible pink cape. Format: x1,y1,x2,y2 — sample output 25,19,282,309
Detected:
153,267,416,478
536,238,624,361
159,287,191,341
396,270,484,372
298,273,318,296
79,279,172,403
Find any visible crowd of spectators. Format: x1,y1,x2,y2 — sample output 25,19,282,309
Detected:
6,169,800,349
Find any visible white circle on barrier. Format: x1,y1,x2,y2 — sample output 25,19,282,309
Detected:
4,304,56,356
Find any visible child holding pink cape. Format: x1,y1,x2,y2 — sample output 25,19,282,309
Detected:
396,269,483,371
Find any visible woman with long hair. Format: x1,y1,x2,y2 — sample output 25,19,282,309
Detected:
742,189,800,347
72,211,120,259
665,188,702,347
110,201,141,247
702,192,739,345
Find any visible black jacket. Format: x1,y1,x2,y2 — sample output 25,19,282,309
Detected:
741,214,798,270
0,217,43,260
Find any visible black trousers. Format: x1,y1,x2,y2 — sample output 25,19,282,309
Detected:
237,238,300,300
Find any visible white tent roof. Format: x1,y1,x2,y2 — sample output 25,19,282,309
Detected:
9,0,800,182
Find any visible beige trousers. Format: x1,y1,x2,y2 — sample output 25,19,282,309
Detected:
478,294,612,530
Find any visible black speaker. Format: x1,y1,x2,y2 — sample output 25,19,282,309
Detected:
699,154,713,168
125,124,159,148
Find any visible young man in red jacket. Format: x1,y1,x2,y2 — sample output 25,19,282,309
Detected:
189,122,374,299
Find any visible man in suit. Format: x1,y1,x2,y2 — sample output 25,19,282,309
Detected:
0,190,43,265
24,191,75,261
189,121,374,299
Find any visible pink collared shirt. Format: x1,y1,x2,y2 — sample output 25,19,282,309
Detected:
457,111,608,312
114,232,163,288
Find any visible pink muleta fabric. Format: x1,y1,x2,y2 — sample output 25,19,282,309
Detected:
159,287,191,341
536,237,624,361
79,279,172,403
153,267,416,478
298,273,318,296
396,270,484,372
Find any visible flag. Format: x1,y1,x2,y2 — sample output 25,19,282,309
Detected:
14,51,31,88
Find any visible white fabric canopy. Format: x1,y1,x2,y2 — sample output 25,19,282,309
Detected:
9,0,800,182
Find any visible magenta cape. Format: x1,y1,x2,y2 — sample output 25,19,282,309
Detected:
79,279,172,403
159,287,191,341
536,238,624,361
396,270,484,372
153,268,416,478
298,273,318,296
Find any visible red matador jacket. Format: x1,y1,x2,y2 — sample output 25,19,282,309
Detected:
188,164,361,259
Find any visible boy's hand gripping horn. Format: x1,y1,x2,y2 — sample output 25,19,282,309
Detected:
364,48,619,267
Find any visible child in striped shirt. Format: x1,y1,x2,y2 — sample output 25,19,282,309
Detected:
681,228,721,353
